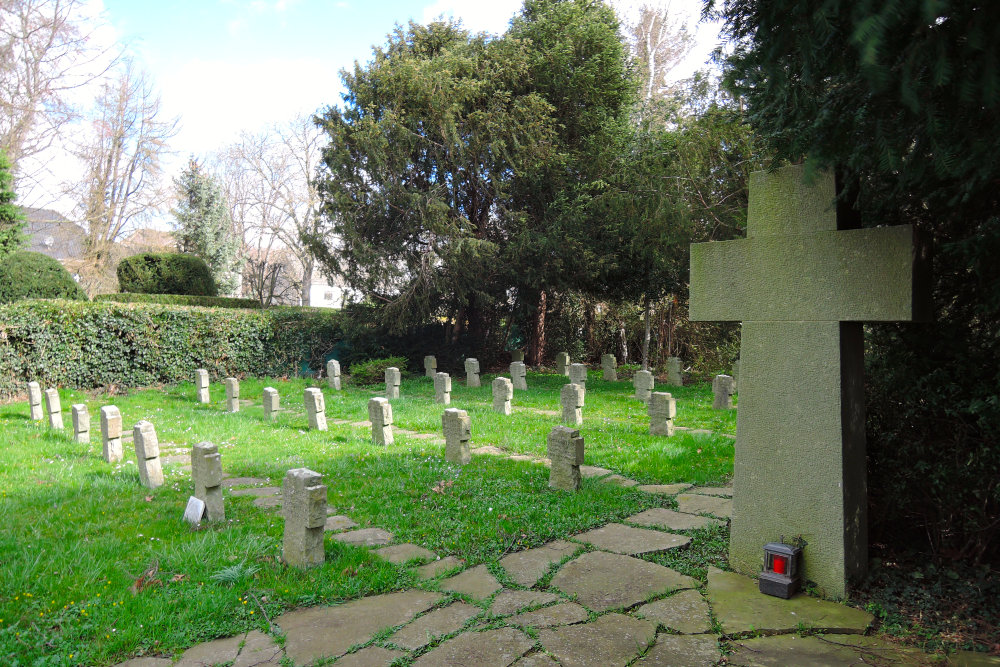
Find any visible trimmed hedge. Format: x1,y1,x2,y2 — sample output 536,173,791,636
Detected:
349,356,408,386
0,251,88,303
116,252,217,296
0,299,343,399
95,293,262,309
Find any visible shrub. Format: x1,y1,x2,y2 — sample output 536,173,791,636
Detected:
348,356,407,386
116,252,217,296
0,251,87,303
94,293,262,309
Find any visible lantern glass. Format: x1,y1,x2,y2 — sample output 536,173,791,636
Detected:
760,540,803,599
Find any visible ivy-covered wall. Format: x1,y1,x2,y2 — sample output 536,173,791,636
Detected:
0,300,343,399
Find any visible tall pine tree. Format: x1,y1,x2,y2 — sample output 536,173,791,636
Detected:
172,159,241,295
0,149,25,258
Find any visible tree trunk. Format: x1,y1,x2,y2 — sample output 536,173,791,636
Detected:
527,290,547,366
300,258,314,307
641,296,651,371
584,298,597,359
617,320,628,365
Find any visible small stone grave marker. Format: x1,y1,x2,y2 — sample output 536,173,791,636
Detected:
282,468,327,567
443,408,471,465
712,374,735,410
511,349,525,362
560,383,584,427
224,378,240,413
385,367,401,399
568,363,587,392
548,425,584,491
183,496,206,526
368,397,393,446
100,405,123,463
633,370,654,402
27,381,43,421
434,372,452,404
262,387,279,421
133,420,164,489
492,377,513,415
304,388,328,430
601,354,617,381
195,369,210,404
465,358,480,387
510,362,527,391
648,392,676,436
326,359,342,390
666,357,683,386
424,355,437,378
191,441,224,522
71,404,90,444
555,352,570,376
44,388,63,429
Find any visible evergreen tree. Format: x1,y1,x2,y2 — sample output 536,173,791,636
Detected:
0,149,25,258
172,159,241,295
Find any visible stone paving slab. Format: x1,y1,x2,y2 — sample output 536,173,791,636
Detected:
690,486,732,497
351,420,372,427
579,465,614,478
634,589,712,634
550,551,696,612
514,654,560,667
412,627,534,667
471,445,508,456
275,590,441,664
499,540,579,587
331,528,395,546
510,602,589,628
335,646,407,666
114,659,171,667
675,493,732,518
254,495,281,508
728,633,933,666
415,556,465,579
637,483,692,495
490,590,561,616
325,515,359,532
387,602,481,650
539,612,656,667
221,476,267,487
636,633,721,666
440,564,502,599
572,523,691,555
626,508,724,531
601,475,639,487
373,543,436,564
232,630,283,667
228,486,281,497
706,570,873,635
174,634,243,666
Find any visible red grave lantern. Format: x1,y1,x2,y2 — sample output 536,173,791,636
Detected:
759,538,803,599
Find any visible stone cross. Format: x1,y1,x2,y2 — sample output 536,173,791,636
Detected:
547,425,584,491
601,354,617,381
689,163,929,597
648,392,676,436
555,352,570,376
44,388,63,429
385,367,401,399
510,362,527,391
368,397,393,446
224,378,240,413
282,468,326,568
492,377,513,415
195,369,210,404
191,442,224,522
100,406,122,463
262,387,279,421
27,381,43,421
71,404,90,444
665,358,683,386
424,355,437,378
568,363,587,390
712,374,735,410
327,359,342,390
560,383,584,427
633,370,654,402
433,372,452,404
133,420,164,490
442,408,471,465
511,349,525,363
464,358,480,388
304,388,328,430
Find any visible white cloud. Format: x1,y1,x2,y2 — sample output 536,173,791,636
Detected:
421,0,522,34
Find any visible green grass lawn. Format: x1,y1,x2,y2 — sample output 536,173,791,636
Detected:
0,371,734,665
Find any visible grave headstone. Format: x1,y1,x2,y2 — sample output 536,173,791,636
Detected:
368,397,393,446
44,388,63,429
71,404,90,444
633,370,654,402
511,349,525,363
465,358,480,388
282,468,327,567
304,388,328,430
183,496,206,526
27,381,44,421
262,387,279,421
195,369,210,404
510,362,527,391
689,163,928,596
712,374,735,410
560,383,584,427
666,357,683,386
433,372,452,404
385,367,401,399
648,392,676,436
568,363,587,390
442,408,472,465
133,420,164,490
555,352,570,376
327,360,342,390
191,441,224,522
492,377,513,415
225,378,240,413
100,406,123,463
547,425,584,491
424,355,437,378
601,354,618,381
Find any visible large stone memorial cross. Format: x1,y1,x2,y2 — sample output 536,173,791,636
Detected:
689,164,928,597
